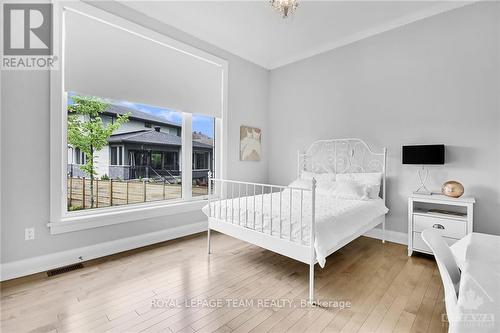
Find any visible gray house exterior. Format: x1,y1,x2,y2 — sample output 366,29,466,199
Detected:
68,104,213,184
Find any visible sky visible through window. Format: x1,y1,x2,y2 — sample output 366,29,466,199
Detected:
68,92,214,138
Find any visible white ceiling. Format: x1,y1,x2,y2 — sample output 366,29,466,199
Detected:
122,1,471,69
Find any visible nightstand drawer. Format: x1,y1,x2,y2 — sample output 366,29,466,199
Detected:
413,232,458,253
413,215,466,239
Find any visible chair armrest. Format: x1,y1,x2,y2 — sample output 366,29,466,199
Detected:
450,234,471,271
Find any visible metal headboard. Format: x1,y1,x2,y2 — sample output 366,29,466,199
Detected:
297,138,387,201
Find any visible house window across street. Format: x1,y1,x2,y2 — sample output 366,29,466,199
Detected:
110,146,124,166
193,152,209,170
75,148,86,165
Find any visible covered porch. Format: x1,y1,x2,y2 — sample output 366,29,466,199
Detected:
108,129,213,184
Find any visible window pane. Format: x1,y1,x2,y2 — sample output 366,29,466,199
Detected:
75,148,81,164
110,147,118,165
164,152,177,170
67,92,183,211
192,114,214,197
118,147,123,165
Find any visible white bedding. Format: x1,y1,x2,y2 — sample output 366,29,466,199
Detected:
202,189,388,267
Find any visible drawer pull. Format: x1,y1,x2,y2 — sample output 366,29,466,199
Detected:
433,224,445,230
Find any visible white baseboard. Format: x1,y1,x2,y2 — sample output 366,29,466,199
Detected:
364,228,407,245
0,221,207,282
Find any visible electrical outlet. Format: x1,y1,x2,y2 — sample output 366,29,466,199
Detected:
25,228,35,241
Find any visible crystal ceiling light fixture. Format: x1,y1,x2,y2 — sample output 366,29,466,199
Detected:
270,0,299,19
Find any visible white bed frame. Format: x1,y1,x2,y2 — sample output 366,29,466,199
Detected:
207,138,387,303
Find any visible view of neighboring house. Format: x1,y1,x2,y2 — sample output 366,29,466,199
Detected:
67,103,214,184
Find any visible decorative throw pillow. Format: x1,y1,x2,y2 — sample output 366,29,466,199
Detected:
366,184,381,199
336,172,382,199
331,180,369,200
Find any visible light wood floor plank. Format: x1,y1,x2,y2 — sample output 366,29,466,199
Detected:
409,296,437,333
393,311,417,333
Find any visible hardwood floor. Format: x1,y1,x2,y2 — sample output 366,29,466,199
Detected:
0,232,448,333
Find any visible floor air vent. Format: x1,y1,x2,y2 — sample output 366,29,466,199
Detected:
47,263,84,277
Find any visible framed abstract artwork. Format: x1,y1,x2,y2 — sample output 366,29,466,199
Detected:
240,126,262,161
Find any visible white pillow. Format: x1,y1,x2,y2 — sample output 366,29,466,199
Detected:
300,171,336,183
331,180,369,200
336,172,382,199
316,181,338,194
289,178,339,195
288,178,312,189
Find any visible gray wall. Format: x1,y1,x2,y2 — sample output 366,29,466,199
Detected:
0,1,269,263
268,2,500,235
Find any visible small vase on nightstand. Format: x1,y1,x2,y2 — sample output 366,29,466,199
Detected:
441,181,464,198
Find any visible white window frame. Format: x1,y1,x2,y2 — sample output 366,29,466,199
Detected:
49,1,228,234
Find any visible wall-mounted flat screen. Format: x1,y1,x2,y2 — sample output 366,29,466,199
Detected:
402,144,445,165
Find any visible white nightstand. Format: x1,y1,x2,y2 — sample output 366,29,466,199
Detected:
408,194,475,256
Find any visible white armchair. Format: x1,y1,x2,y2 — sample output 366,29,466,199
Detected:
421,229,461,332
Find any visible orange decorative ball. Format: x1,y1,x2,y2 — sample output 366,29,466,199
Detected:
441,181,464,198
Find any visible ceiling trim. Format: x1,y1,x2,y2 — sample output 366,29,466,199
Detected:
268,1,476,70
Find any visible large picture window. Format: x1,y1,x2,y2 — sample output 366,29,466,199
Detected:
50,2,227,233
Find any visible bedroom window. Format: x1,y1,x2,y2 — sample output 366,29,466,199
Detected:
49,2,227,233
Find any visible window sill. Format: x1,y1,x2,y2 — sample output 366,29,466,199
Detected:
48,199,208,234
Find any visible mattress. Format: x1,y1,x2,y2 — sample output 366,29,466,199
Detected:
202,189,388,267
